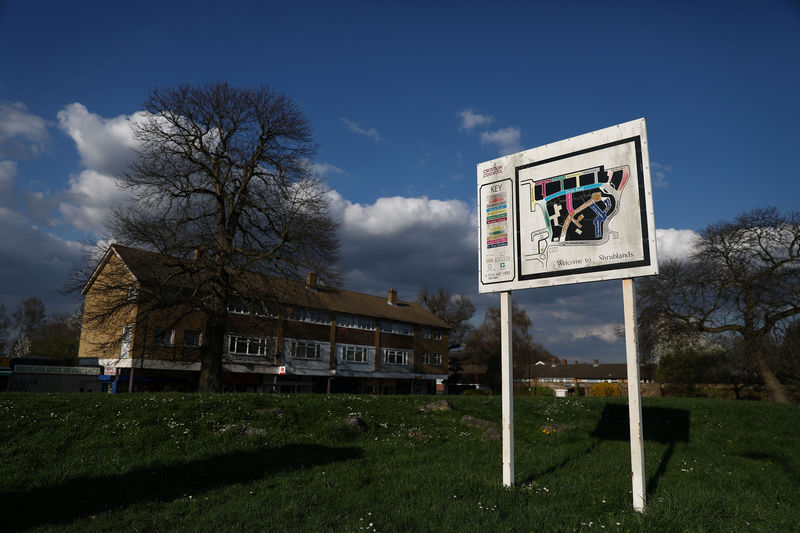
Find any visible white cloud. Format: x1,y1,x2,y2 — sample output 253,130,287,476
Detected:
340,117,380,141
0,102,49,159
326,191,476,301
310,162,346,177
457,108,494,130
480,126,522,155
656,228,698,262
0,160,16,189
57,103,146,177
568,324,620,343
651,162,671,188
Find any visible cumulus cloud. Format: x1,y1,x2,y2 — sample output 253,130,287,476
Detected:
57,103,145,177
0,207,83,312
480,126,522,156
340,117,380,141
0,102,49,159
309,162,346,178
326,191,476,301
457,108,494,130
0,160,16,189
656,228,698,262
568,324,620,343
55,104,146,233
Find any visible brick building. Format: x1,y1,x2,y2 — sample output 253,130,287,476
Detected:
78,244,450,394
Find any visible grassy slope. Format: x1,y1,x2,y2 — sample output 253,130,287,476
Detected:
1,393,798,532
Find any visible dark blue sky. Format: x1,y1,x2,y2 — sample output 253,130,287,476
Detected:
1,0,798,361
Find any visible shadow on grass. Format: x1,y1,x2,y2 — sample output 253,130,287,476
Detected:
591,403,690,497
2,443,363,532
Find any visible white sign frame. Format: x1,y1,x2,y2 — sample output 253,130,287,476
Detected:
478,118,658,293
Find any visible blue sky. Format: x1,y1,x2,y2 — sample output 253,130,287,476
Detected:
1,0,798,362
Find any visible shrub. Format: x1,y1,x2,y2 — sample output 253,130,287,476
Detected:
591,382,620,397
462,388,491,396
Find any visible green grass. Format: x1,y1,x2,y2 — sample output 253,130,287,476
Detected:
1,393,798,532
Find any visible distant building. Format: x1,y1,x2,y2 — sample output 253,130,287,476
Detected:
78,244,450,394
525,358,656,395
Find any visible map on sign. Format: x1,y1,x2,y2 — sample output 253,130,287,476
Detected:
518,164,629,273
477,118,658,292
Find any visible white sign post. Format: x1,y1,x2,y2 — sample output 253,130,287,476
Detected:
500,291,514,486
477,118,657,510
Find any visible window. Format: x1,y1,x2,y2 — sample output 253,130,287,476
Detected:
126,284,137,301
336,314,376,331
433,329,442,340
228,335,272,356
433,353,442,366
383,348,410,365
421,352,431,365
184,330,202,347
422,328,431,339
154,328,174,346
121,325,132,358
227,297,271,316
380,321,413,336
291,308,331,325
343,345,368,363
290,340,322,360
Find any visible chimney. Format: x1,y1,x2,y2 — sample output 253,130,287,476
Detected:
306,271,318,289
574,360,578,365
561,358,567,366
387,288,398,305
593,358,599,367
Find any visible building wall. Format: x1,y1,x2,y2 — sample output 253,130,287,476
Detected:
78,254,138,360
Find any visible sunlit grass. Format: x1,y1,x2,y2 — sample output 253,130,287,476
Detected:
1,393,798,532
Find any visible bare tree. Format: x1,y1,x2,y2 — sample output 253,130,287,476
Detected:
638,207,800,403
73,83,340,392
416,287,475,347
0,303,10,354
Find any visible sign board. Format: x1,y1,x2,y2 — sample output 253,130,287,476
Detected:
104,367,120,376
14,365,100,376
478,118,658,293
278,366,287,375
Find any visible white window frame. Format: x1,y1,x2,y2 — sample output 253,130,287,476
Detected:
154,328,175,347
291,308,331,325
422,328,431,339
421,352,431,365
433,329,442,340
342,345,369,363
126,284,137,301
184,330,203,347
383,348,410,365
336,314,376,331
228,335,272,357
289,339,322,360
380,321,414,336
433,353,442,366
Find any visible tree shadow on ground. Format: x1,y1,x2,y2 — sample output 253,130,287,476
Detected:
2,443,363,532
591,403,690,497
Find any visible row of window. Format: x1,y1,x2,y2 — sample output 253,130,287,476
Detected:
226,300,443,339
136,328,442,366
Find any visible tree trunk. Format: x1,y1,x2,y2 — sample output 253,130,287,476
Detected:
754,353,794,404
198,311,226,392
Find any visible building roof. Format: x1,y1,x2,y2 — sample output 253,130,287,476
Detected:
532,362,656,381
90,244,450,330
